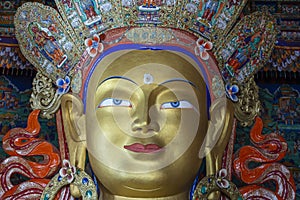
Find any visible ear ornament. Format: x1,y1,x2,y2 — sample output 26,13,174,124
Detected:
41,159,98,200
193,169,243,200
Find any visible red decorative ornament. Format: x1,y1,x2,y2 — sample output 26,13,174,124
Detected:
234,117,296,200
0,110,63,200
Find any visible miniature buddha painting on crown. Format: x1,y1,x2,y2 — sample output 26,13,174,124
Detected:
0,0,295,200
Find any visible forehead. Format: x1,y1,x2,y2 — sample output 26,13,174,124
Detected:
83,49,211,110
99,50,205,86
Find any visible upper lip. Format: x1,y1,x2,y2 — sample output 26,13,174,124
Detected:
124,143,162,153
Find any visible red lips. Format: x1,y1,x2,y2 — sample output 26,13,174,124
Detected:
124,143,162,153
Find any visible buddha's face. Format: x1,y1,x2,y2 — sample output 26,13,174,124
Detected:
84,50,209,197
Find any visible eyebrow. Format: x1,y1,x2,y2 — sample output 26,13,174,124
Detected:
159,78,199,90
98,77,198,90
98,76,138,87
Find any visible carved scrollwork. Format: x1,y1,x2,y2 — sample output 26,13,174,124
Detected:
233,117,295,199
30,70,61,119
234,77,260,127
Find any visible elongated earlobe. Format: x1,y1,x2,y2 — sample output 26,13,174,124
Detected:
199,98,234,174
61,94,87,197
197,98,234,199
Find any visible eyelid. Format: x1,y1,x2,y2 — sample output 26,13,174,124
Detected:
160,100,194,109
97,98,132,108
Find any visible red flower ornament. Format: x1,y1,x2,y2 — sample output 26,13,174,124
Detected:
85,34,104,57
59,159,76,183
194,38,213,60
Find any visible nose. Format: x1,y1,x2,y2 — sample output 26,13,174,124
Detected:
131,104,160,134
131,119,160,133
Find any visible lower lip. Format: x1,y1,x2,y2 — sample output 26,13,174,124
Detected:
124,143,162,153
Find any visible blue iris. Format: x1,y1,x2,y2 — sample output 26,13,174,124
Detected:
113,99,122,105
170,101,180,108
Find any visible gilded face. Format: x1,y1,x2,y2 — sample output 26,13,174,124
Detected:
85,50,209,197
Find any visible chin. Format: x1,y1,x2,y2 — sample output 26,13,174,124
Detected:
88,151,202,198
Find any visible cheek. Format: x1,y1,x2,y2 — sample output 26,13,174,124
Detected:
85,106,98,137
86,108,103,153
95,108,132,145
159,109,201,147
177,110,201,144
157,109,180,143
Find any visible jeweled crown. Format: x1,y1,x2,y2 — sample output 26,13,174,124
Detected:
14,0,278,123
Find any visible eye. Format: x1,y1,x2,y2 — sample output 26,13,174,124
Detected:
97,98,132,108
161,100,194,109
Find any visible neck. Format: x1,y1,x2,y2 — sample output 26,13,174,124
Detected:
99,191,189,200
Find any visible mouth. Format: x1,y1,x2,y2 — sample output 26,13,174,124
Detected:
124,143,162,153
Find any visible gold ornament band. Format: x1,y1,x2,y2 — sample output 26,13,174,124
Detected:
193,169,243,200
41,160,98,200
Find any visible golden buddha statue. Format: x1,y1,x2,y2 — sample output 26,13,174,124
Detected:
3,1,289,200
60,50,234,199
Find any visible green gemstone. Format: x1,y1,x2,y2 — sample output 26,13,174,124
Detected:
86,190,93,198
44,193,50,200
238,196,243,200
201,186,207,194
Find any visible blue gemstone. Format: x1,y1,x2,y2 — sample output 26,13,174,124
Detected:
201,186,207,194
86,190,93,198
238,196,243,200
82,177,89,185
44,193,50,200
57,176,62,182
208,178,212,183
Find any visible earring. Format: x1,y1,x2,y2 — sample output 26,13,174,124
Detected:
41,159,98,200
192,169,243,200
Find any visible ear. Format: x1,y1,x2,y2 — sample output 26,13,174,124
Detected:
61,93,87,197
199,98,234,175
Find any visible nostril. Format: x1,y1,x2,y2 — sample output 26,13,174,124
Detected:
132,126,143,132
132,123,148,132
131,119,146,131
131,120,160,134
